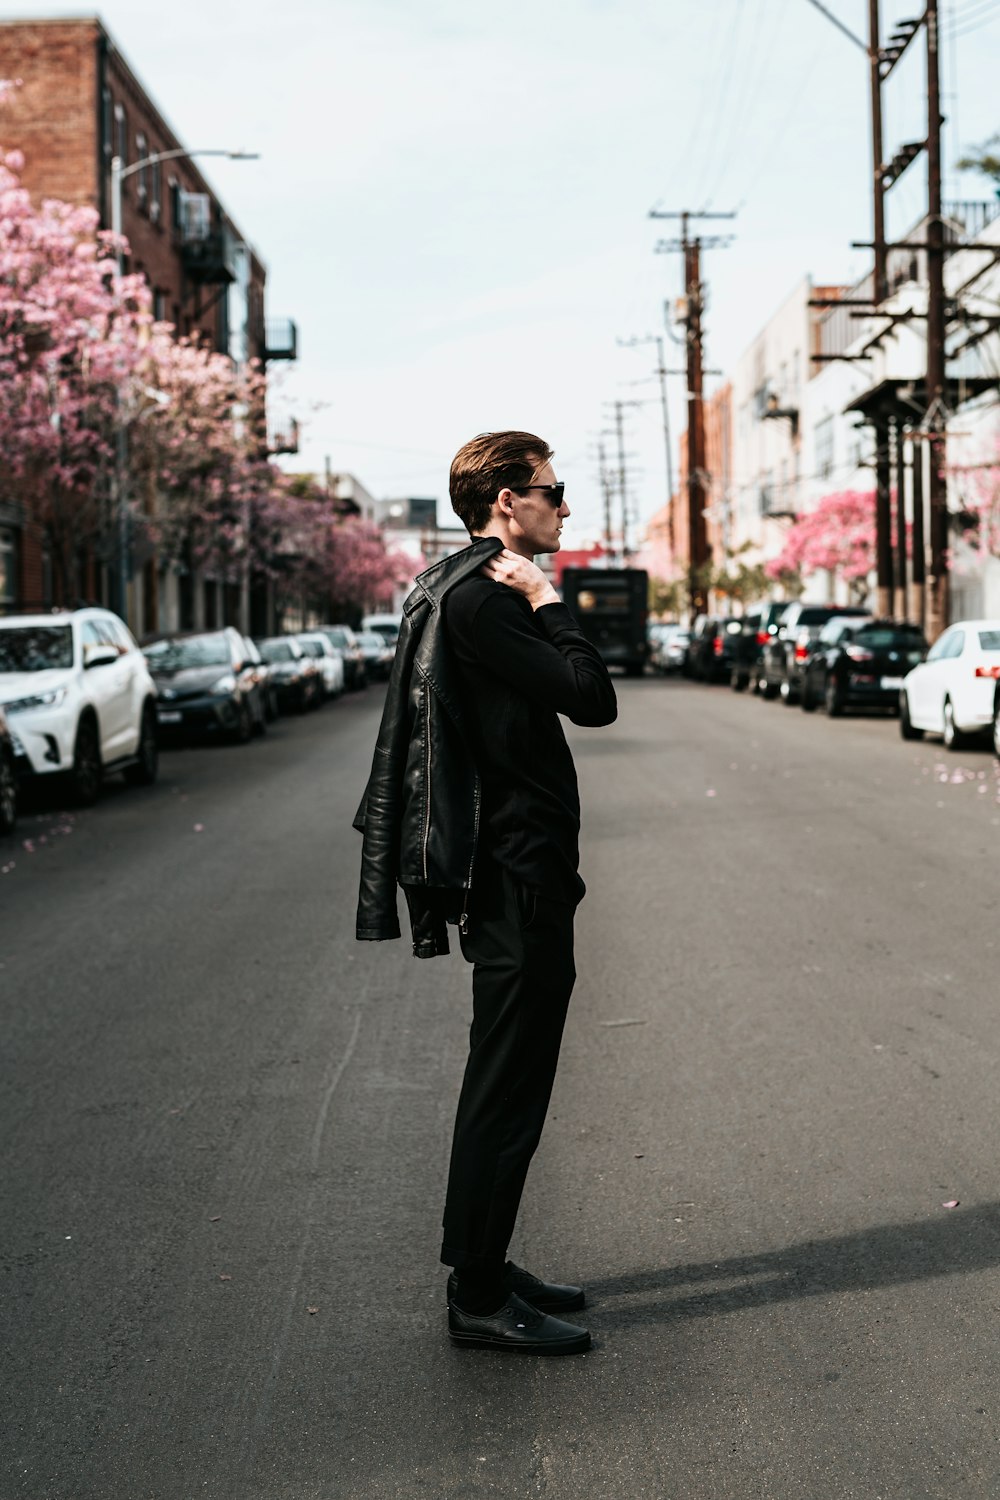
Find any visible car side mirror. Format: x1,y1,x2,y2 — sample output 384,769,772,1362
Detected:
84,644,119,669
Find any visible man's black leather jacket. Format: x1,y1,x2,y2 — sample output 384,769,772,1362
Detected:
354,536,503,959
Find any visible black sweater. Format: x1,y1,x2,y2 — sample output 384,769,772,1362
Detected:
443,576,618,905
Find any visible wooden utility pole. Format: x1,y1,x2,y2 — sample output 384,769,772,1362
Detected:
685,232,708,615
651,209,735,619
909,433,926,630
925,0,949,640
597,439,614,561
869,0,895,616
874,420,894,616
868,0,888,305
892,418,908,620
613,400,629,564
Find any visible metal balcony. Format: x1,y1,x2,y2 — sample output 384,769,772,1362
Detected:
264,318,298,362
269,418,300,456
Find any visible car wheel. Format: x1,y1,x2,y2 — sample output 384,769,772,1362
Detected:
900,691,923,740
801,678,817,712
942,697,966,752
233,700,254,744
780,676,797,706
730,671,748,693
0,749,17,835
760,675,778,700
124,704,159,786
824,676,844,718
69,714,102,806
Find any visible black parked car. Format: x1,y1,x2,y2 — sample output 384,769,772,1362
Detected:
143,628,267,743
255,637,322,713
759,602,871,703
687,615,743,682
801,619,927,717
0,706,17,835
240,634,279,723
730,601,790,692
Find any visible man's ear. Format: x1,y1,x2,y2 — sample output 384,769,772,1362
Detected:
496,487,516,520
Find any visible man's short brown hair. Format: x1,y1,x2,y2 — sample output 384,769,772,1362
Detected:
449,431,554,534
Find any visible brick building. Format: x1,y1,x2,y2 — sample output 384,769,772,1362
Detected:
0,16,297,634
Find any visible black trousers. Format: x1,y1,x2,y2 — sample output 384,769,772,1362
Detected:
440,860,576,1270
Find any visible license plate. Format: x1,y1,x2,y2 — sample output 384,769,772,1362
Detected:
880,676,904,690
157,709,182,723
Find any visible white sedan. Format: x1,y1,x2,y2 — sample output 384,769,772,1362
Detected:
900,618,1000,750
294,633,346,699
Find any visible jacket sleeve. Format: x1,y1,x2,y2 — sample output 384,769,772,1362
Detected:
355,628,418,942
469,590,618,727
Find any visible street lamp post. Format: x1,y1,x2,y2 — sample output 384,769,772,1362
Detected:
107,147,259,625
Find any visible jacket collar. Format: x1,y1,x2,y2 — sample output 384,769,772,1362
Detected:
407,536,503,613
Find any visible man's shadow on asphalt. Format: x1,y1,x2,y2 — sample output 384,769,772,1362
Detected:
587,1202,1000,1322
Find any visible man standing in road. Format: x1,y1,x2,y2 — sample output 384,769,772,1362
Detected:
438,431,618,1353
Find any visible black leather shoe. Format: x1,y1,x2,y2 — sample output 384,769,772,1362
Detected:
447,1260,586,1315
448,1292,591,1354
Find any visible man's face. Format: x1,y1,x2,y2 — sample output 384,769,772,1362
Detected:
504,457,570,555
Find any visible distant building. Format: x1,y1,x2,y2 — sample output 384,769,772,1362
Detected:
729,279,846,595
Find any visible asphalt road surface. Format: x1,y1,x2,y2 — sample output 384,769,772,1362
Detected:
3,676,1000,1500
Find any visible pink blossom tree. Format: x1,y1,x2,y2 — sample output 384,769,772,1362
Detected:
0,144,152,600
949,427,1000,559
766,490,877,601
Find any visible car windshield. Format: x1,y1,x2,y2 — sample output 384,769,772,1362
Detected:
854,626,927,649
0,625,74,672
258,640,295,663
144,634,230,669
358,633,384,649
323,627,353,647
366,623,398,642
299,640,322,657
978,630,1000,652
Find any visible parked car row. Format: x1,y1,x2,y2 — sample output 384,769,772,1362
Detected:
659,597,1000,757
0,608,397,835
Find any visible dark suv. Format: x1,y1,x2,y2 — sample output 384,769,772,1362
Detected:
759,603,871,704
687,615,743,683
730,601,791,692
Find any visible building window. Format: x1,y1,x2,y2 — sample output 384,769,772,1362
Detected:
153,289,168,323
136,132,148,207
0,527,16,607
169,177,181,231
815,415,835,481
150,156,162,224
114,103,127,165
101,86,113,161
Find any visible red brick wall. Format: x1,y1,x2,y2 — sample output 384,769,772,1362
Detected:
0,19,99,208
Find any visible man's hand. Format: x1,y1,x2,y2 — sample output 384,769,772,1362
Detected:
481,549,561,611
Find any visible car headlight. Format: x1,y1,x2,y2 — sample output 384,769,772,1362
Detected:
210,674,237,695
3,686,68,714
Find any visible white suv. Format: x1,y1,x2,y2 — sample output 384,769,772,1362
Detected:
0,608,159,804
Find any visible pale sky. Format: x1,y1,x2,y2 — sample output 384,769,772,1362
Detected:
5,0,999,542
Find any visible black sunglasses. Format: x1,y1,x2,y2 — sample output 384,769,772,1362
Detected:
515,483,565,506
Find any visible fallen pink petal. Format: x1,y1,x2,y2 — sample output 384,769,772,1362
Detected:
942,1200,960,1209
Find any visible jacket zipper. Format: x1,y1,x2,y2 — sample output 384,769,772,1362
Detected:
421,679,431,883
459,774,481,936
